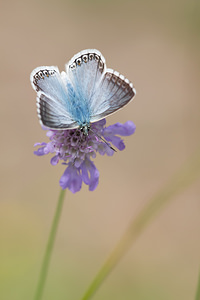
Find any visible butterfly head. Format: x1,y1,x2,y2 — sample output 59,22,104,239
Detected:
79,123,90,136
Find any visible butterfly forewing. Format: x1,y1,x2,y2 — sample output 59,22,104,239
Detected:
30,67,78,129
66,49,106,106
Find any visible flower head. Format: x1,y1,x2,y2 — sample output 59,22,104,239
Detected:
34,119,136,193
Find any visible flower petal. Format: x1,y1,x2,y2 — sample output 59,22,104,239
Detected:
59,164,82,193
104,121,136,136
81,159,99,191
93,118,106,128
97,143,115,156
34,142,47,147
102,121,136,151
51,155,59,166
34,146,47,156
106,135,125,151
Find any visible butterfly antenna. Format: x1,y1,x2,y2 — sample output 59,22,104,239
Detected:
90,128,117,152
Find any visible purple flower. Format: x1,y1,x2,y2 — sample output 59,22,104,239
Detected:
34,119,136,193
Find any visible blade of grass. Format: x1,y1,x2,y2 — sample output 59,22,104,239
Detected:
80,147,200,300
34,188,66,300
195,268,200,300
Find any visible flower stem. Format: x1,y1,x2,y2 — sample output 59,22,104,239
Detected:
80,147,200,300
34,188,66,300
195,268,200,300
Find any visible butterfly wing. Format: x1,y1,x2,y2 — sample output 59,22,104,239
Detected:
66,49,136,124
90,69,136,122
30,66,78,129
66,49,105,105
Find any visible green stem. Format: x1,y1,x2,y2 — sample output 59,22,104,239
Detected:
34,188,66,300
81,148,200,300
195,269,200,300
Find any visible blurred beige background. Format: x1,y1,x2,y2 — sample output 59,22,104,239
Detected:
1,0,200,299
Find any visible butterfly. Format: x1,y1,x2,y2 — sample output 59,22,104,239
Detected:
30,49,136,135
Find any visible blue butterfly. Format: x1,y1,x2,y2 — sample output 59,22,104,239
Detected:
30,49,136,135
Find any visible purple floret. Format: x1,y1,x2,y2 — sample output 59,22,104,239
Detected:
34,119,136,193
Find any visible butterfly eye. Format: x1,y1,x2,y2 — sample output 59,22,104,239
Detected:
82,55,88,63
89,53,94,60
76,58,81,66
34,74,39,80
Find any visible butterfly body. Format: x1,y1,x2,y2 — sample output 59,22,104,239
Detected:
30,49,136,133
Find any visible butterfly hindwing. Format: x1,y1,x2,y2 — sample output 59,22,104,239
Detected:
90,68,136,122
36,92,78,129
